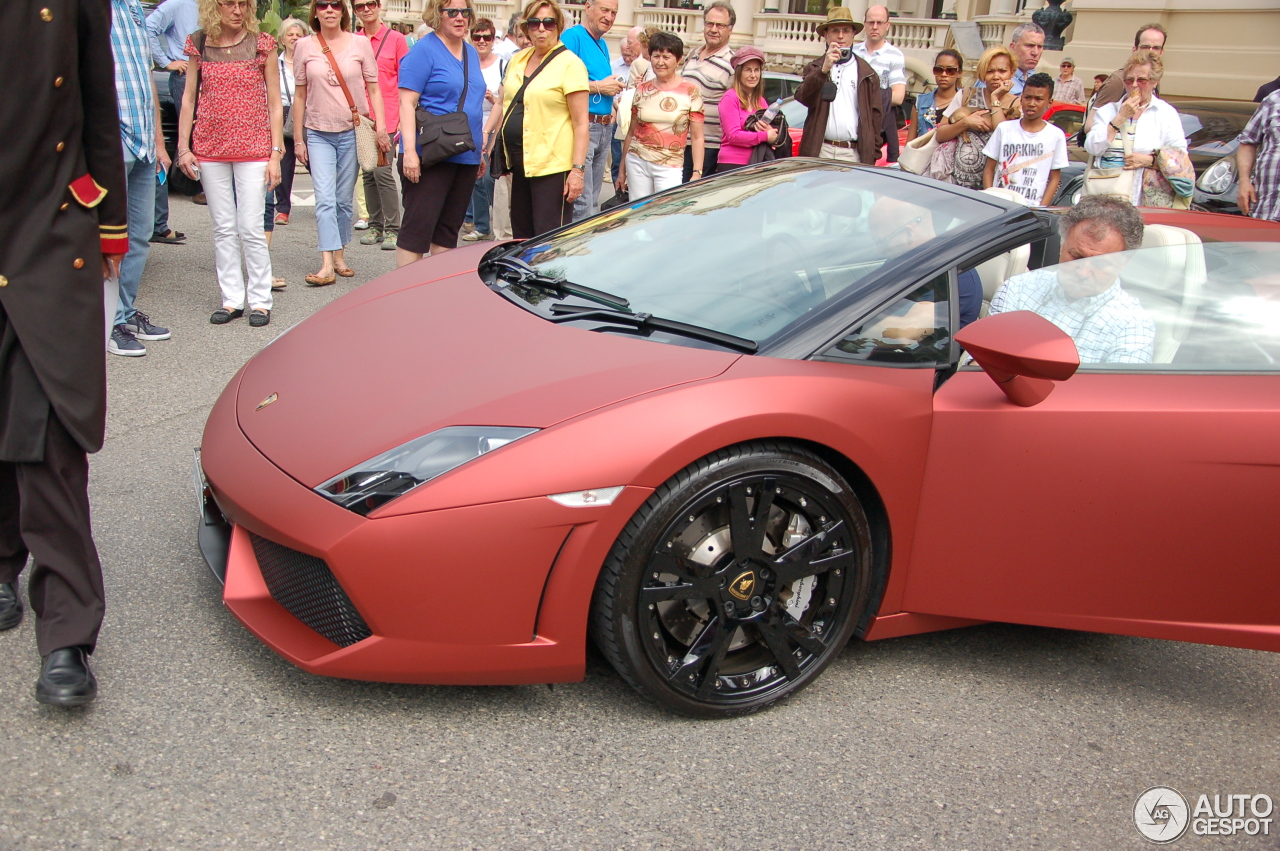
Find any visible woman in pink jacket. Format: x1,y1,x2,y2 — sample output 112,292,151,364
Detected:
715,46,778,173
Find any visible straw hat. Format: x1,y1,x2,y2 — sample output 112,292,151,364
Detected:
816,6,864,39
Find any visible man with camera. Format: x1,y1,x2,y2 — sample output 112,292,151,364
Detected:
795,6,882,165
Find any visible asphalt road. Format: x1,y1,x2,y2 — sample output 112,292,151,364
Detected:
1,182,1278,850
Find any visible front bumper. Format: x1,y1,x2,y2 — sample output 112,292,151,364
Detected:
196,377,651,685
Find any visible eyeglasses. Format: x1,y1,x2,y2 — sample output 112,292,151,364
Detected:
932,66,959,75
218,0,250,8
703,21,729,29
442,7,472,17
1137,43,1164,52
525,17,557,29
1060,62,1073,67
472,32,494,40
1122,76,1153,86
353,1,379,9
874,216,922,251
314,1,343,10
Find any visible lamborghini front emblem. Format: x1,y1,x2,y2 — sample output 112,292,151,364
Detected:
256,393,278,411
728,571,756,601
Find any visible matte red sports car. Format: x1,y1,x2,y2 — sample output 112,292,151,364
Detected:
197,161,1280,717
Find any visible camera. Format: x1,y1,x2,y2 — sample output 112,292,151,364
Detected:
839,47,851,61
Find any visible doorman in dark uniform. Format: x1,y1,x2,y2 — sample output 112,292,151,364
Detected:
0,0,128,705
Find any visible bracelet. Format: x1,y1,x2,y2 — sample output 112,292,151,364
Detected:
1110,121,1123,131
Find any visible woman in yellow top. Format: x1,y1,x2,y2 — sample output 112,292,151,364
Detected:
482,0,589,238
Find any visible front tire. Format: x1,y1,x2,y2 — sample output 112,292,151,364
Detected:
590,442,874,718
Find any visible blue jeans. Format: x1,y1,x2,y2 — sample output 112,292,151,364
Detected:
307,128,358,251
119,150,156,325
572,120,612,221
465,168,495,234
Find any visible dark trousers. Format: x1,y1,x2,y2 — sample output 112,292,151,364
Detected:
276,130,296,215
682,146,720,183
510,170,573,239
0,414,104,656
881,90,900,163
154,70,187,234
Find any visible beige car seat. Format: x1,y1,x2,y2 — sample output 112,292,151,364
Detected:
974,188,1033,316
1118,224,1207,363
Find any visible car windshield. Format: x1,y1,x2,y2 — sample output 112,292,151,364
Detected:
492,162,1001,346
1180,106,1254,158
980,239,1280,370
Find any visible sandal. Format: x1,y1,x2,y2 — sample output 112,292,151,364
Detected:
249,309,271,327
271,277,287,290
304,272,336,286
150,229,186,245
210,307,244,325
335,266,355,278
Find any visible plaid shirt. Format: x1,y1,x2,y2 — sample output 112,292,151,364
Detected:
1239,91,1280,222
990,269,1155,364
110,0,156,162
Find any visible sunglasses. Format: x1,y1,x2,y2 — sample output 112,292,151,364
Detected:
525,17,557,29
353,1,378,9
314,1,343,9
1122,76,1153,86
932,65,959,75
442,7,473,17
472,32,494,40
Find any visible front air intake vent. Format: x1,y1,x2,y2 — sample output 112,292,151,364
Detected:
249,534,372,648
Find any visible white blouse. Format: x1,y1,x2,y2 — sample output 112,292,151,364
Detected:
1085,95,1186,157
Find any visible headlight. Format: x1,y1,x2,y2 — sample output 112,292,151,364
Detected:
316,426,538,515
1197,158,1236,195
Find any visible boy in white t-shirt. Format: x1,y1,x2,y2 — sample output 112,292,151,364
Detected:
982,73,1069,205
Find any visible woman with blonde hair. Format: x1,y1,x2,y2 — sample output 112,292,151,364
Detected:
1084,51,1190,207
714,45,777,173
932,45,1018,190
483,0,589,238
176,0,284,326
292,0,390,285
395,0,488,263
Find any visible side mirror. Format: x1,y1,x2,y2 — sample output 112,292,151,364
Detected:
955,311,1080,407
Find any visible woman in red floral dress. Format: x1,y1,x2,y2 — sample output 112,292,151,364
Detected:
177,0,285,327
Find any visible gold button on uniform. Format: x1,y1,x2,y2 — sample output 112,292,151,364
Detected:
60,202,69,211
40,8,53,21
56,141,65,152
0,276,8,288
73,258,84,269
55,76,64,87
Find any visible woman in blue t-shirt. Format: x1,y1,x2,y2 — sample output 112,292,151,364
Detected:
397,0,488,265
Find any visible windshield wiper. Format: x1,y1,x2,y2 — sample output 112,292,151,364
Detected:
484,255,631,311
548,303,758,354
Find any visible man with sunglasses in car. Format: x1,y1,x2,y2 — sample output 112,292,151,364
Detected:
354,0,408,251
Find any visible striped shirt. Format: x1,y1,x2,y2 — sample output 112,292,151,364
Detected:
1238,91,1280,222
680,44,734,148
110,0,157,162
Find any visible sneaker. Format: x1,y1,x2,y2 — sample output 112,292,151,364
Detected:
462,230,492,242
359,227,383,245
274,212,289,225
461,222,475,235
108,324,146,357
381,232,398,250
353,218,370,230
125,310,171,341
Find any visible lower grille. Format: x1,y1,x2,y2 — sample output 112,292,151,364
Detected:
249,533,372,648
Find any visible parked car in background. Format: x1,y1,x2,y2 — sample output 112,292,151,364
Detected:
763,71,802,106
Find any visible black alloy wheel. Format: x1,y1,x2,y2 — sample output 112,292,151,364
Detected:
591,442,874,718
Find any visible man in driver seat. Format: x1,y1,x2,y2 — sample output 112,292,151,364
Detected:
989,196,1155,364
865,197,982,337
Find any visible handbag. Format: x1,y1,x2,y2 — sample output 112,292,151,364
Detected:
899,129,937,175
491,46,567,179
415,34,477,169
317,32,385,172
1084,117,1136,202
743,107,791,164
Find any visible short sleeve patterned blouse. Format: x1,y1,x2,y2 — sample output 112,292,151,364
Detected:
185,31,277,161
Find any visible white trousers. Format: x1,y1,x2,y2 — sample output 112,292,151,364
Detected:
492,174,513,239
625,153,682,200
820,143,861,164
200,160,273,311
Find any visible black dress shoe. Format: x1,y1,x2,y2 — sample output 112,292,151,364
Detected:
36,646,97,706
0,582,21,630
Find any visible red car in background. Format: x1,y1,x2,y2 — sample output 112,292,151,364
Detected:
197,161,1280,718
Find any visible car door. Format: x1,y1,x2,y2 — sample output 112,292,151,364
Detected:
903,238,1280,652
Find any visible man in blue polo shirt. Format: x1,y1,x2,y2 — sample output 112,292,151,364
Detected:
561,0,620,220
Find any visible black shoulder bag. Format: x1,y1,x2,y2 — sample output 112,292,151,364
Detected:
415,37,477,168
490,46,567,179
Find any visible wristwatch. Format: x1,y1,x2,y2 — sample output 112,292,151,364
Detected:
271,146,284,154
572,163,586,171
